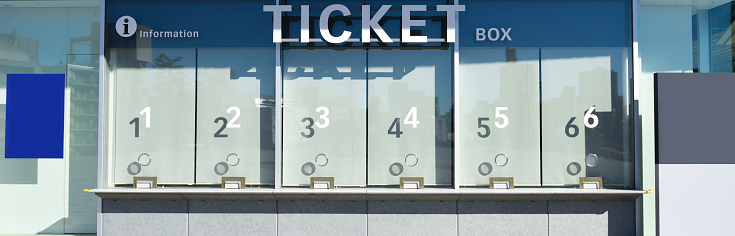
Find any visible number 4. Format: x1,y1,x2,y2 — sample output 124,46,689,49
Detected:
388,107,419,138
404,107,419,128
388,118,403,138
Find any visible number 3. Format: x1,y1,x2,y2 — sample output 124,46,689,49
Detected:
301,117,315,138
301,106,329,138
315,106,329,128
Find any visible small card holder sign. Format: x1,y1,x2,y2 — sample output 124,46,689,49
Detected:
400,177,424,189
579,177,603,189
489,177,514,189
310,177,335,189
133,177,157,189
222,177,246,189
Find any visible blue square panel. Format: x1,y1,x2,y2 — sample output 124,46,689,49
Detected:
5,74,65,158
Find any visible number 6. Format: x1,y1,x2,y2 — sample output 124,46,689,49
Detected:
584,106,598,128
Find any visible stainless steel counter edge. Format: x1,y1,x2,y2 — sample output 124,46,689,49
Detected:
90,188,647,201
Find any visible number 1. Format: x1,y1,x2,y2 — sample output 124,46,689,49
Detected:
140,107,150,128
130,107,150,138
130,118,139,138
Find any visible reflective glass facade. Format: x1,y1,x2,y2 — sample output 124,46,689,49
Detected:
3,0,734,234
0,1,100,233
101,0,635,188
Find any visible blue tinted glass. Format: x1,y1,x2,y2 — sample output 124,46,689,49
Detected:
284,0,451,47
709,1,735,72
107,0,273,48
460,0,631,47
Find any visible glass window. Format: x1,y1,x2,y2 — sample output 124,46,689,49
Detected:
282,49,367,186
280,1,454,187
281,48,453,187
111,48,196,184
196,48,276,185
104,0,276,186
107,47,276,185
708,1,735,72
367,49,452,186
458,48,540,186
540,48,632,187
459,0,633,188
0,3,100,233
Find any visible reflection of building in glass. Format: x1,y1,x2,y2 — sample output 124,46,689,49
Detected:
583,71,631,187
0,30,41,73
542,67,630,187
256,95,277,146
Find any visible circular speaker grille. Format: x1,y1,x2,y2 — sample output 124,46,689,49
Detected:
495,154,509,167
138,153,151,166
389,162,404,176
315,154,329,166
226,153,240,166
405,154,419,167
301,162,316,176
585,154,599,167
478,162,493,176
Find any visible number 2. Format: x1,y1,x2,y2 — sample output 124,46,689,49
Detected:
214,107,242,137
226,106,240,128
214,117,228,138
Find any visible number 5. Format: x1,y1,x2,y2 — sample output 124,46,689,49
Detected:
495,107,508,128
477,118,490,138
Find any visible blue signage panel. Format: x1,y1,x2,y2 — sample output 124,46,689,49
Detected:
5,74,65,158
106,0,274,48
460,0,632,47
